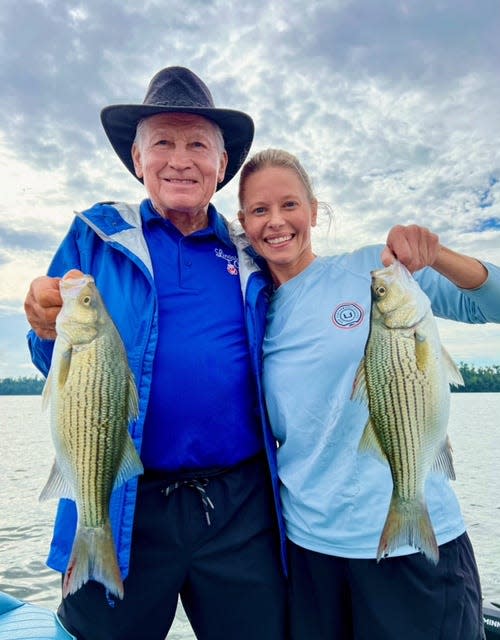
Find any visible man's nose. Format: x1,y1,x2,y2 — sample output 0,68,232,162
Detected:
168,146,192,168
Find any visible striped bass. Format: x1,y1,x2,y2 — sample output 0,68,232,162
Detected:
40,271,143,599
351,260,463,564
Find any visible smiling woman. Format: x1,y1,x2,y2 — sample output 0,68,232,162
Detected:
238,149,319,286
236,146,500,640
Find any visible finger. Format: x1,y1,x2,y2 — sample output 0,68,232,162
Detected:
381,246,395,266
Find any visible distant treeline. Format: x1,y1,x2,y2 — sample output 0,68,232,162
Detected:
0,376,45,395
453,363,500,393
1,364,499,395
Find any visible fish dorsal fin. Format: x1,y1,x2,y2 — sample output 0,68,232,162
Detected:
358,418,387,464
351,359,368,404
113,434,144,490
431,436,456,480
441,347,464,387
39,459,75,501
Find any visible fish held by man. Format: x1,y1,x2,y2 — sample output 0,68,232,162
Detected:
351,260,463,564
39,271,143,599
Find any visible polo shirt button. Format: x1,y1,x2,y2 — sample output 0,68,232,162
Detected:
185,260,192,267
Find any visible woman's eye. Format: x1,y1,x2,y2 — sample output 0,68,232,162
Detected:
252,207,266,216
284,200,297,209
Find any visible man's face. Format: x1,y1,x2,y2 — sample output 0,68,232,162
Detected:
132,113,228,219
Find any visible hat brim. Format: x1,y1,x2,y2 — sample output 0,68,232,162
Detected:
100,105,254,191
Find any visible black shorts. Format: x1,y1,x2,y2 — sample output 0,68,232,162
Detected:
58,454,287,640
287,532,485,640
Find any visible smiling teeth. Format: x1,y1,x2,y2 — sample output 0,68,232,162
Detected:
267,235,292,244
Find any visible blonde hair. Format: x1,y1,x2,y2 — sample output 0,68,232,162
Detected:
238,148,316,210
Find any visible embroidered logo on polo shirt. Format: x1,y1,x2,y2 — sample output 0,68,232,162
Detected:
215,248,239,275
332,302,364,329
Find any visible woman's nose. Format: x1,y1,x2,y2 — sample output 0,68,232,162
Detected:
267,207,285,226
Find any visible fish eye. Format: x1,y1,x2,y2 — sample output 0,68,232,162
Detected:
376,285,386,297
82,295,92,306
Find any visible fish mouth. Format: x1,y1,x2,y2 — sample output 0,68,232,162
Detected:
60,272,93,290
371,260,411,280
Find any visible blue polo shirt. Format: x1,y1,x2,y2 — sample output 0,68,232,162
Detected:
139,200,262,471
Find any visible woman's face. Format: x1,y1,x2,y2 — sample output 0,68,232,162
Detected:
239,166,317,285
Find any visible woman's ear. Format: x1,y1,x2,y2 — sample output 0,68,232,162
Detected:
237,210,246,228
311,199,318,228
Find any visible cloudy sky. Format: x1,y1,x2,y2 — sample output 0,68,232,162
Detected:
0,0,499,379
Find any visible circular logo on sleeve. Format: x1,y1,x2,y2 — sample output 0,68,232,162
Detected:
332,302,364,329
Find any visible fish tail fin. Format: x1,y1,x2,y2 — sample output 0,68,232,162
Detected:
376,493,439,565
63,522,124,600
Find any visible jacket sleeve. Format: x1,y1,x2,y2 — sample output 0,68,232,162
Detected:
27,219,83,377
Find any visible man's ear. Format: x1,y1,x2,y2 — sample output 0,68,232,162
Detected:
131,143,143,179
217,150,228,184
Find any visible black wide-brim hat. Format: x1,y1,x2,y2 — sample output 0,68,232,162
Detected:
100,66,254,191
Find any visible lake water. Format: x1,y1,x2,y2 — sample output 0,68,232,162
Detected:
1,394,499,638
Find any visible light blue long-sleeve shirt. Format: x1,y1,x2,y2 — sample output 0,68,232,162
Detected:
263,246,500,558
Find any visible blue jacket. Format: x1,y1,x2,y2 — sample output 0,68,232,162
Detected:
28,201,287,578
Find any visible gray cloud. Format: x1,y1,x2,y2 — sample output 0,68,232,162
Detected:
0,0,499,376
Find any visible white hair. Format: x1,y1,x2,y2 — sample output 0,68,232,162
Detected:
134,114,225,154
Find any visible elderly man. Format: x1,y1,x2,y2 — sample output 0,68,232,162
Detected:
25,67,287,640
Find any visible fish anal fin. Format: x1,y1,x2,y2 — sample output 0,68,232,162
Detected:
39,459,75,501
113,434,144,490
431,435,456,480
358,418,387,464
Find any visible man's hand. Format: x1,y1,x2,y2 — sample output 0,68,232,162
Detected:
24,276,63,340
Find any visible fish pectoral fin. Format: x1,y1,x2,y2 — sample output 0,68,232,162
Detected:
41,370,52,411
57,346,73,388
414,330,430,372
431,436,456,480
39,459,75,501
351,359,368,403
358,419,387,463
441,347,464,387
113,435,144,490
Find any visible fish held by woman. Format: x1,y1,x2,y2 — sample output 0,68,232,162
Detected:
351,260,463,564
39,271,143,599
